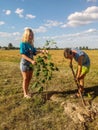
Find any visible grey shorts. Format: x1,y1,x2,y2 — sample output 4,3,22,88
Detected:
20,63,33,72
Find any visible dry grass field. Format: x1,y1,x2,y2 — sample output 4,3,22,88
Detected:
0,49,98,130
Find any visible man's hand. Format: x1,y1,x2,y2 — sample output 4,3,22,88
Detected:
69,63,73,68
75,76,80,82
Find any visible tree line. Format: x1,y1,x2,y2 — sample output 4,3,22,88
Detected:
0,42,97,50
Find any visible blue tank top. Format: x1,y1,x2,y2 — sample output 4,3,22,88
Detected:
71,48,90,67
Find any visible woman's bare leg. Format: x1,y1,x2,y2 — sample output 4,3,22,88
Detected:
21,71,31,97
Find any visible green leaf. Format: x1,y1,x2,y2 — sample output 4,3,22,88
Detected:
38,87,43,93
48,62,54,67
42,55,47,59
41,79,45,83
34,71,40,76
32,82,38,89
43,70,48,76
87,93,92,98
47,76,51,80
36,56,44,63
55,67,59,71
47,53,51,60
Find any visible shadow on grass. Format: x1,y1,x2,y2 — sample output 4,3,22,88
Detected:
32,85,98,101
85,85,98,100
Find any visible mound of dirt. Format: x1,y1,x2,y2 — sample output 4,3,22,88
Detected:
50,94,98,130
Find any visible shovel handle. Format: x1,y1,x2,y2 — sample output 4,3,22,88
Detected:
70,66,86,106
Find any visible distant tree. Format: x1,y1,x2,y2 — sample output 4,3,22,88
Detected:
85,46,89,50
79,46,89,50
79,46,82,50
82,46,85,50
8,43,13,49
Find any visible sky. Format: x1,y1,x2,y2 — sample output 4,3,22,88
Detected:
0,0,98,48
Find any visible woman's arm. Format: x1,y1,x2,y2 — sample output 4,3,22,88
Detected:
36,49,48,54
21,54,36,65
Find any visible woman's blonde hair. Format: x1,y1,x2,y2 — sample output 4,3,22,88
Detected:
22,28,34,45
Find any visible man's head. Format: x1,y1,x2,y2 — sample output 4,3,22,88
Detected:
64,48,72,59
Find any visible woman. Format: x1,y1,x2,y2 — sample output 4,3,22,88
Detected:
64,48,90,97
20,28,47,99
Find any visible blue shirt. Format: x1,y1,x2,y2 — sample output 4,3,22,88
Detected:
71,48,90,67
20,42,36,66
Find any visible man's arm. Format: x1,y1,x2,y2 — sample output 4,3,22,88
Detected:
76,55,83,79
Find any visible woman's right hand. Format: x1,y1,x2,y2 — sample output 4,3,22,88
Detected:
31,60,36,65
41,49,48,54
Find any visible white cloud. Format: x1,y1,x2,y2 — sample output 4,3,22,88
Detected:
0,31,21,37
87,0,96,2
32,26,47,33
0,31,21,47
24,26,47,33
0,21,5,25
3,10,11,15
15,8,24,18
62,6,98,27
15,9,36,19
85,28,97,33
0,29,98,48
25,14,36,19
36,28,98,48
24,27,32,30
11,26,15,29
13,32,20,36
44,20,63,28
0,32,11,37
